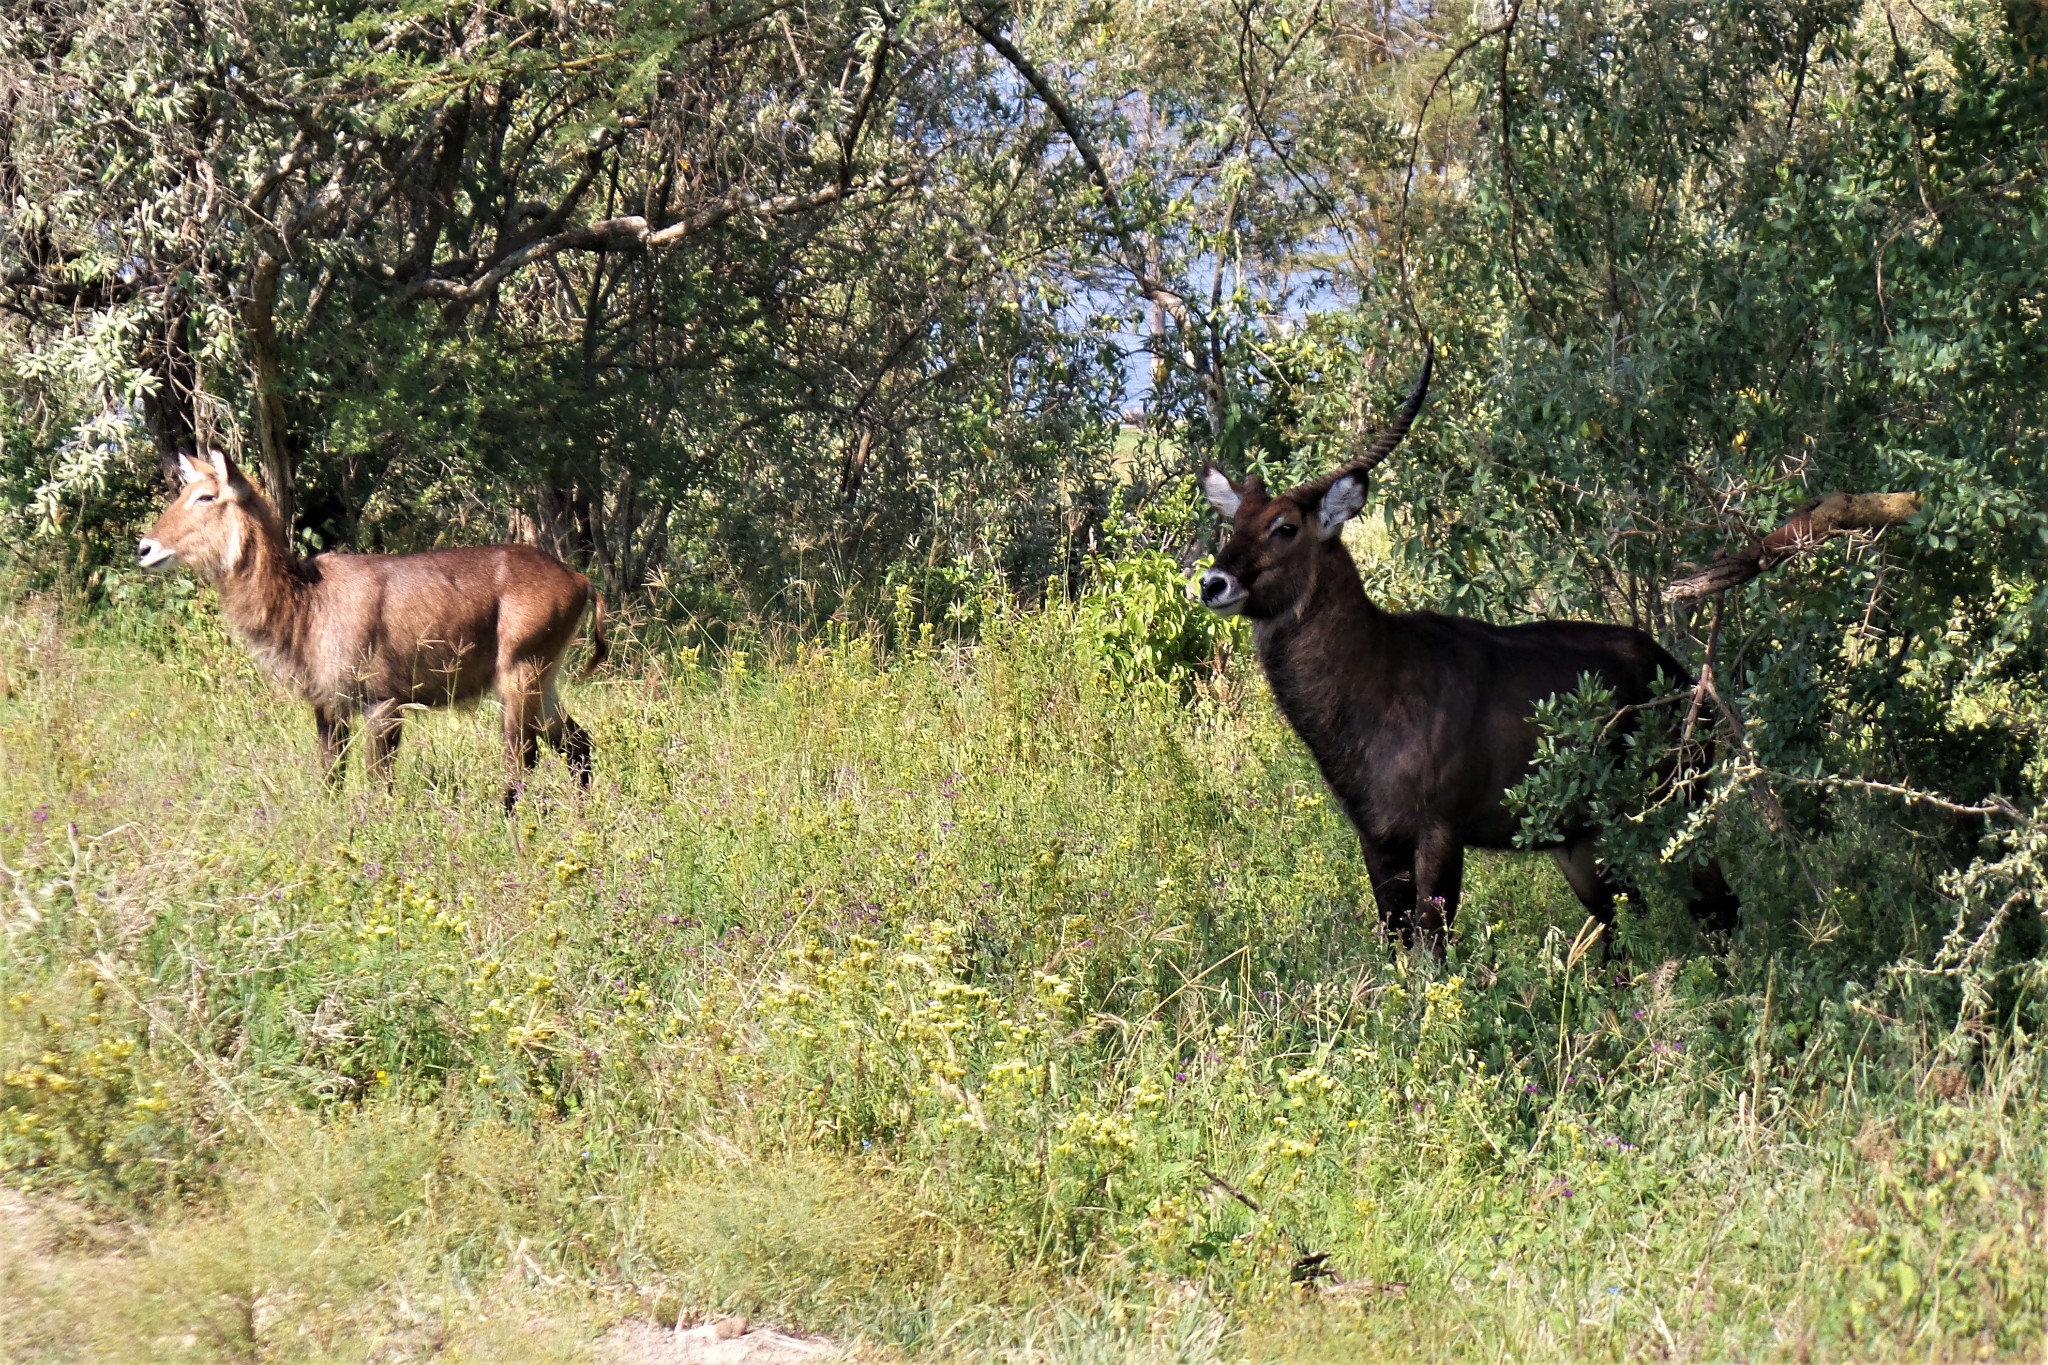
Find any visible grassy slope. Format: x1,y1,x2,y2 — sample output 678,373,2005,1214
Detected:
0,594,2042,1363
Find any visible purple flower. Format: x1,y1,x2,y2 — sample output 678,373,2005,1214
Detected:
30,805,48,824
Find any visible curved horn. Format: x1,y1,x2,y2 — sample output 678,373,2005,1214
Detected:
1289,338,1434,504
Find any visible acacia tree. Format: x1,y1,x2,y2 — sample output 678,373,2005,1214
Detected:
0,0,1137,598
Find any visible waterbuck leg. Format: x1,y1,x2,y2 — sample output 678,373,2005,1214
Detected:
1551,839,1624,956
1360,837,1417,948
1412,830,1466,959
365,700,405,784
1686,858,1741,936
538,676,594,790
314,706,353,788
544,715,594,789
501,680,543,814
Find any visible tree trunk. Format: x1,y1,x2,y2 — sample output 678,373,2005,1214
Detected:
246,251,297,531
579,480,622,596
841,425,874,503
139,296,200,487
532,482,580,563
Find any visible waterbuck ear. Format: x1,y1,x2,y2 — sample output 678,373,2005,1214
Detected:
210,449,252,499
1200,466,1243,518
177,452,204,484
1316,473,1367,539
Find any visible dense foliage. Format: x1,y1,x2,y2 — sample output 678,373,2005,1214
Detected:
0,0,1424,602
1383,0,2048,1041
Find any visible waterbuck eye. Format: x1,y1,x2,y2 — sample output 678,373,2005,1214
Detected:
1270,522,1298,541
192,492,217,505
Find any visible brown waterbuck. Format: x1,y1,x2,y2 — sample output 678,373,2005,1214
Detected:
1197,345,1738,956
139,449,608,810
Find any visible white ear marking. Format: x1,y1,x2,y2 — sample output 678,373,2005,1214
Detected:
178,453,203,484
1317,474,1367,539
1200,468,1242,518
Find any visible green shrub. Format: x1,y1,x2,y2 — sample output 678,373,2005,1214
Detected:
1076,549,1240,698
1,983,197,1204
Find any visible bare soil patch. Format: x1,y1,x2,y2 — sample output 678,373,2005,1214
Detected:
599,1315,846,1365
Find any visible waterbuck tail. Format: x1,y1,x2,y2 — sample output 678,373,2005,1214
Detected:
580,590,610,679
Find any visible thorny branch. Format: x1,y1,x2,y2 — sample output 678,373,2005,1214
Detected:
407,176,916,306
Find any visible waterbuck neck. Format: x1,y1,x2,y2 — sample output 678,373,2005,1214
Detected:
211,507,312,686
1253,541,1390,739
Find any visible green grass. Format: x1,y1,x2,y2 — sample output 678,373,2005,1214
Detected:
1,588,2043,1362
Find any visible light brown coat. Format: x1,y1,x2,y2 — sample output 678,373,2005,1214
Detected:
140,451,606,808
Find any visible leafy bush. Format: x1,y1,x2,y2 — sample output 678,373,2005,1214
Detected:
1075,549,1240,698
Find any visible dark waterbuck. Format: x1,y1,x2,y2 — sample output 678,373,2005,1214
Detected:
1197,347,1738,955
139,450,607,809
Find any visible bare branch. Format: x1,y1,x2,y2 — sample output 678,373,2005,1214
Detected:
1395,14,1516,315
245,130,318,212
0,266,139,311
408,175,915,305
958,7,1142,270
1749,768,2032,823
959,2,1222,435
1664,492,1924,603
838,7,894,190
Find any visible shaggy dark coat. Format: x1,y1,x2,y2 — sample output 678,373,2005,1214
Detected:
1199,352,1737,952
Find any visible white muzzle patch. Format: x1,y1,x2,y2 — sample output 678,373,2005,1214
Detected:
1199,569,1247,615
137,538,175,569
